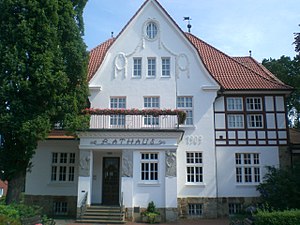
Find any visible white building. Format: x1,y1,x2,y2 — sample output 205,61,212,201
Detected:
25,0,292,222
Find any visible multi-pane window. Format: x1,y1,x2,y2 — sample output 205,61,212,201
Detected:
247,114,263,128
161,58,170,77
177,96,193,125
51,153,75,182
146,22,158,39
235,153,260,183
227,97,243,111
110,97,126,126
227,115,244,128
141,153,158,181
228,203,242,215
246,97,262,111
147,58,156,77
186,152,203,183
53,202,68,215
144,97,159,126
133,58,142,78
188,204,202,216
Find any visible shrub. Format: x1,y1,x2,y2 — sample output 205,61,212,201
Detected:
0,205,20,219
257,166,300,210
0,215,21,225
254,209,300,225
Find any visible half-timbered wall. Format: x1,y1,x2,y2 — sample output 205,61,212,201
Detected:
214,95,288,146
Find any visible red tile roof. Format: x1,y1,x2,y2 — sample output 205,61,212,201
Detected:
87,0,292,91
88,38,115,81
233,56,286,85
47,130,75,139
186,33,292,91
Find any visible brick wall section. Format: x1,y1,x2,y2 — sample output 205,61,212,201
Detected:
0,180,8,196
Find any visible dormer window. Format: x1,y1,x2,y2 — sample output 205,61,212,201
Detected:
146,22,158,40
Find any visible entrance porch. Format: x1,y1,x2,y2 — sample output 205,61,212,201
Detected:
76,130,184,222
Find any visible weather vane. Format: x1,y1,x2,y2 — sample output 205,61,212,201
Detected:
183,17,192,33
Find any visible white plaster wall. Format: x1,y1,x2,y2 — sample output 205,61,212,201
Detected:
214,96,225,112
265,96,274,111
216,146,279,197
25,140,79,196
88,0,219,204
275,96,285,111
132,150,166,208
90,150,122,205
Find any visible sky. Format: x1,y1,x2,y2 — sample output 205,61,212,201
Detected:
83,0,300,62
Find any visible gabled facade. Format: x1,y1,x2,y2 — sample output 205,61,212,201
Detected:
25,0,292,221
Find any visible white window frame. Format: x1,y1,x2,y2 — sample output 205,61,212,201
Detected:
146,22,158,40
235,153,260,184
227,114,244,128
247,114,263,128
144,97,160,126
246,97,262,111
51,152,76,182
161,57,171,77
177,96,193,125
110,97,126,127
188,204,202,216
227,97,243,111
133,58,142,78
140,153,159,182
147,58,156,77
53,201,68,216
228,203,242,215
0,188,3,197
186,152,203,183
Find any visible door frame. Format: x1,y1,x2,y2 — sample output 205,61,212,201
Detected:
102,157,120,205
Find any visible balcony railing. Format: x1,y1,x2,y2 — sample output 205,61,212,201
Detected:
84,108,186,130
90,114,180,129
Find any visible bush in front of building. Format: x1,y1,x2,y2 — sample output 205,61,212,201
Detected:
254,209,300,225
0,215,21,225
257,165,300,210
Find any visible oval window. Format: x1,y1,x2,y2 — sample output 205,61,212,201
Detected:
146,22,158,40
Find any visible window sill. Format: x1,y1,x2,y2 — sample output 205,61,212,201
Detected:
160,76,171,78
236,183,259,187
185,183,206,187
179,125,196,129
131,76,142,79
146,76,156,79
48,182,75,187
138,182,161,187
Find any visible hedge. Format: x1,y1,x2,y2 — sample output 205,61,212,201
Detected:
254,209,300,225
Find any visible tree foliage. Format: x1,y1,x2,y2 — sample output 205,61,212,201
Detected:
257,166,300,210
0,0,89,203
294,24,300,54
262,55,300,127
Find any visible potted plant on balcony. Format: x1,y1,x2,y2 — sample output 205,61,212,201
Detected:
141,201,161,224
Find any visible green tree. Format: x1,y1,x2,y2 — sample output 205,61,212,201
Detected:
0,0,89,204
262,55,300,127
257,166,300,210
294,24,300,53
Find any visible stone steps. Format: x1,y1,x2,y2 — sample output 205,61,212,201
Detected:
77,205,125,224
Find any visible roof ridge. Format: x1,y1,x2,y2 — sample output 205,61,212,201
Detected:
233,56,286,85
185,33,292,90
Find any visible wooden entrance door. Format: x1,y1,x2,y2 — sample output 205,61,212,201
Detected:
102,157,120,205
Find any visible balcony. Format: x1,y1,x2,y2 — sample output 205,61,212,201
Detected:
84,108,186,130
